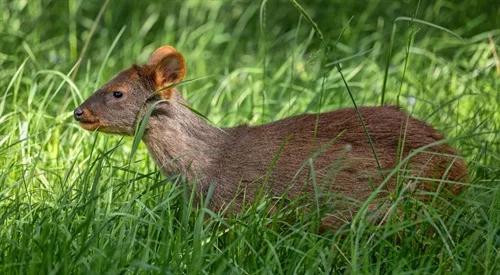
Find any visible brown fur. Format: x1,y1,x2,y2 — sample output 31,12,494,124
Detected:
75,45,467,228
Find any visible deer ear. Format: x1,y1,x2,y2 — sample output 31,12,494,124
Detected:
148,45,178,65
148,45,186,96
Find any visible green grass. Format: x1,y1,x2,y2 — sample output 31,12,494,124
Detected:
1,0,499,273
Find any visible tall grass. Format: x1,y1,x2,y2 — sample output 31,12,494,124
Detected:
0,0,499,273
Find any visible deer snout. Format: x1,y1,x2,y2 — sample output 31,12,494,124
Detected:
73,105,99,128
74,107,95,122
73,107,84,121
74,91,106,131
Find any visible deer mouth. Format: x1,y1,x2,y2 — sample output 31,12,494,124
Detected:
79,120,101,131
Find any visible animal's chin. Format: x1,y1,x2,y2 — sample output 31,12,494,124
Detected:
79,121,101,131
79,121,133,135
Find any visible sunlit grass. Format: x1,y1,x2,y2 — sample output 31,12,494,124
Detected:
0,0,499,274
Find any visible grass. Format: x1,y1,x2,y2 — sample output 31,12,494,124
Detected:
0,0,499,273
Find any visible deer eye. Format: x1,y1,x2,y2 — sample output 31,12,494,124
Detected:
112,91,123,98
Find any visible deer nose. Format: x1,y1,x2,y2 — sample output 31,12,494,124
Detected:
74,107,84,121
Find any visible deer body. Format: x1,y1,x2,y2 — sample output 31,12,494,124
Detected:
143,99,465,212
75,45,467,227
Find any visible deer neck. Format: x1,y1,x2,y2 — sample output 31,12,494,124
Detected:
142,100,228,183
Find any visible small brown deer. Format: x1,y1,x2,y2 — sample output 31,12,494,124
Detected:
74,45,467,227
